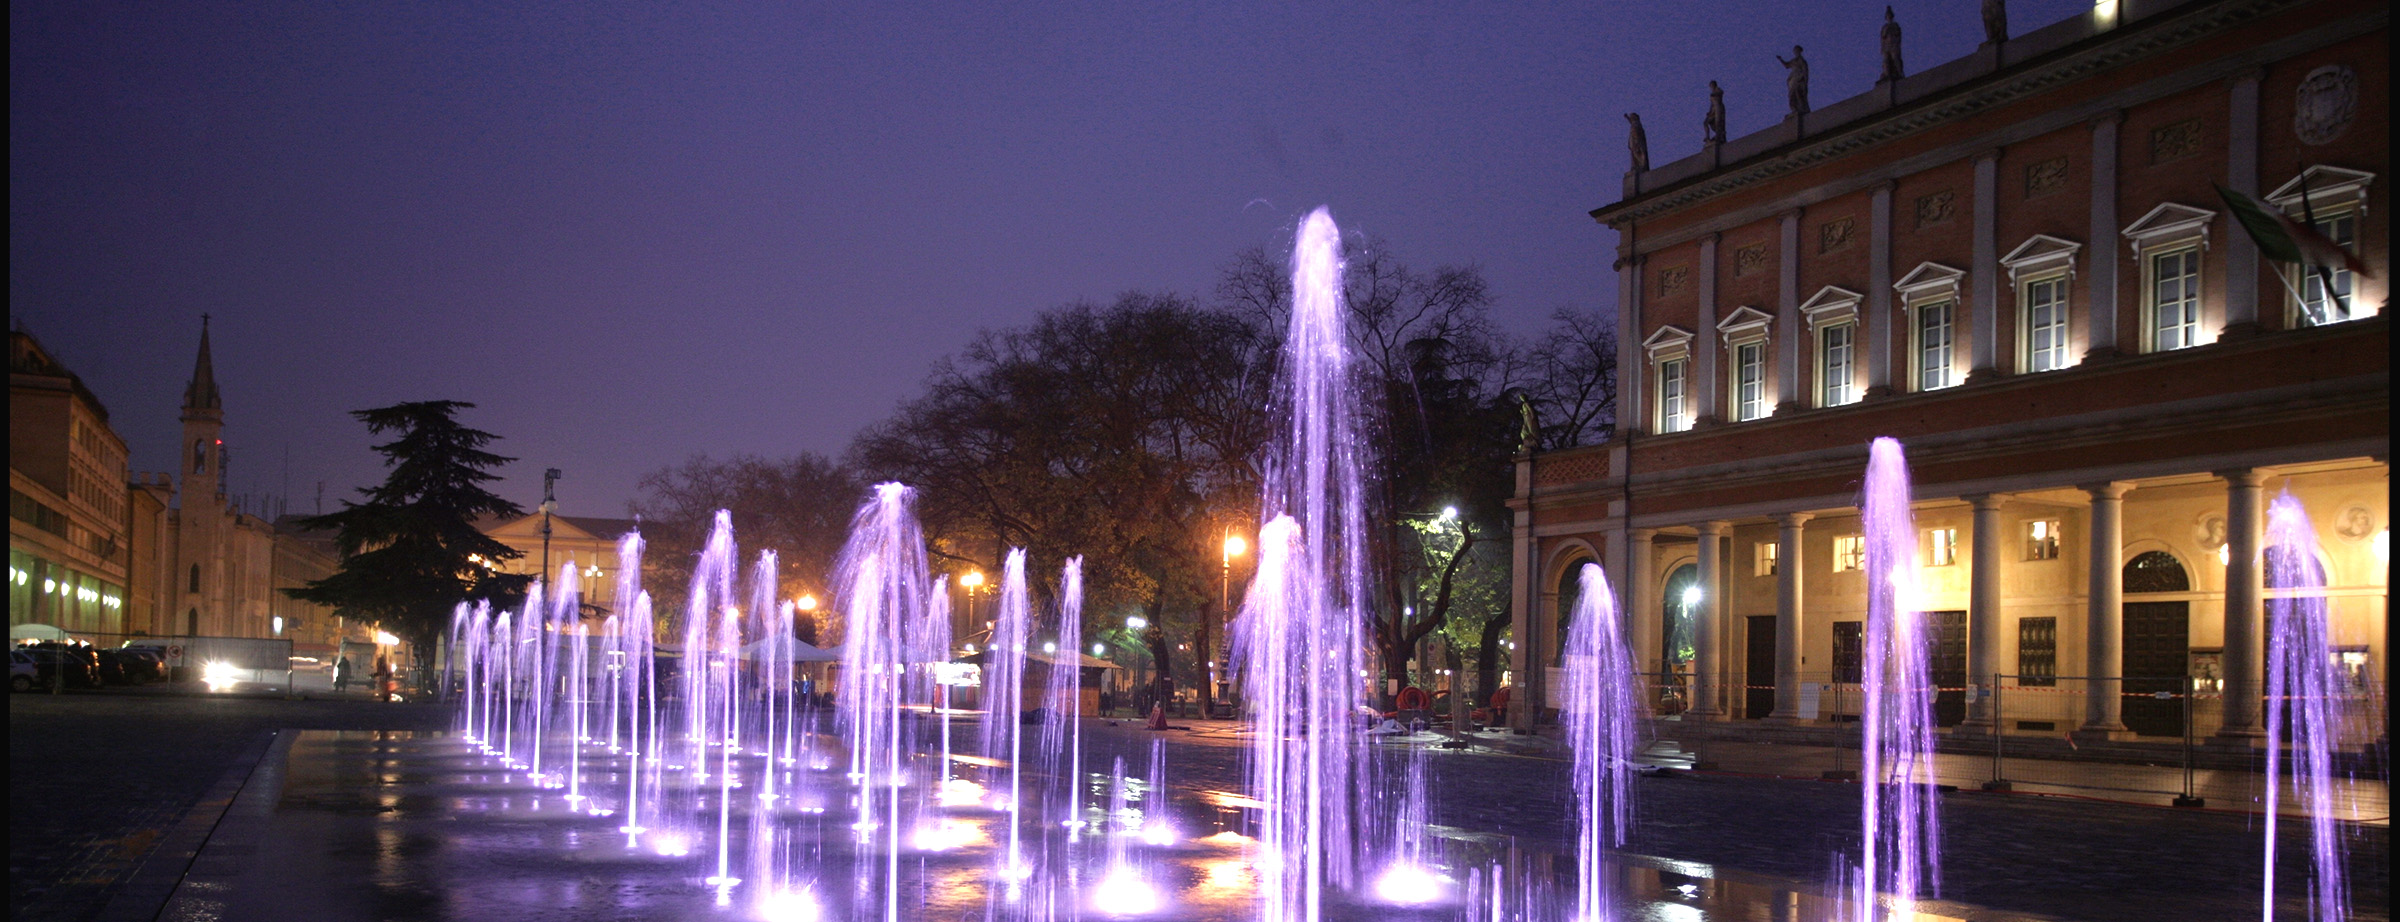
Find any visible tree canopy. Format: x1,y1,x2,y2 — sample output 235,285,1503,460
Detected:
284,401,532,667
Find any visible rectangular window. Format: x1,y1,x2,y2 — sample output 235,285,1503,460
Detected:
1733,341,1767,421
1832,535,1865,572
1916,300,1956,391
1755,541,1778,577
1819,322,1857,407
2298,212,2358,325
2025,519,2061,561
2017,616,2057,686
1927,527,1959,567
2150,247,2201,350
1657,358,1690,433
1833,621,1864,684
2023,275,2070,372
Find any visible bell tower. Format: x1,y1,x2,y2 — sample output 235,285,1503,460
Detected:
180,315,225,501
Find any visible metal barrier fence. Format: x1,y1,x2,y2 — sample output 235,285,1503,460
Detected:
1628,668,2388,816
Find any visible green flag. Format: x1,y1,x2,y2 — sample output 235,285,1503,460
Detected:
2214,183,2368,276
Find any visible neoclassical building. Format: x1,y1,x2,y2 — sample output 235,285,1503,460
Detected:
1511,0,2386,747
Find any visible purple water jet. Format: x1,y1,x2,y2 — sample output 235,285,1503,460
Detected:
1849,436,1941,920
1561,561,1642,921
2261,490,2353,922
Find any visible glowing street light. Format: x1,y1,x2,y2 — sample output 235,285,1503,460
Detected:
796,594,820,612
1126,616,1147,630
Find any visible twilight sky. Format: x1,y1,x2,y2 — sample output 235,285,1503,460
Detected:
10,0,2086,516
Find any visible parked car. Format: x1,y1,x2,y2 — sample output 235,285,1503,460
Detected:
98,648,167,685
16,643,101,689
10,651,36,692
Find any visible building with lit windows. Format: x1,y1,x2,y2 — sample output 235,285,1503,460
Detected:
477,512,640,619
9,329,134,634
1510,0,2386,750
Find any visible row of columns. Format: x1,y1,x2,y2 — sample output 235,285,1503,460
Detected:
1630,469,2269,740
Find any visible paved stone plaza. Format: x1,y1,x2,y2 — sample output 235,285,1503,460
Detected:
10,692,2387,921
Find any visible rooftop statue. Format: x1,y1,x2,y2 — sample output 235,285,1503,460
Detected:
1704,81,1727,144
1625,112,1649,172
1880,7,1905,83
1776,45,1811,117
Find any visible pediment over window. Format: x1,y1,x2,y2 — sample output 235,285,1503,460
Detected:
2121,202,2217,253
1799,286,1863,329
2266,166,2375,213
1716,306,1774,343
1893,262,1966,303
1642,325,1695,357
2000,234,2083,282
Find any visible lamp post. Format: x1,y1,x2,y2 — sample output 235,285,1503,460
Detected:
539,468,562,584
959,570,985,648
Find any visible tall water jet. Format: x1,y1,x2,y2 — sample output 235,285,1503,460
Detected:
1852,437,1941,920
984,549,1034,891
1562,561,1643,921
1234,206,1375,922
2261,491,2352,922
830,482,936,922
1041,557,1086,838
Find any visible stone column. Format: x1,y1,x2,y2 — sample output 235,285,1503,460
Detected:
2086,113,2122,360
1778,210,1803,413
1971,150,2002,379
1697,234,1722,425
2223,72,2262,336
1769,512,1811,721
2079,482,2132,738
1962,494,2007,733
2216,469,2266,739
1868,182,1896,395
1627,528,1660,682
1509,458,1538,732
1691,521,1729,718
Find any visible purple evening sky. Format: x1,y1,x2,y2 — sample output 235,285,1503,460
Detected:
10,1,2086,516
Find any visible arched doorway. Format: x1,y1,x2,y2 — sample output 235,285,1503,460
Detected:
1660,563,1698,712
2122,550,2191,737
1553,560,1587,667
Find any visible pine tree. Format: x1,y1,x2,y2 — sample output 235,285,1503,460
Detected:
285,401,532,686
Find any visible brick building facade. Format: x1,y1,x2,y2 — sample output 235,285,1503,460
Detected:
1512,0,2386,746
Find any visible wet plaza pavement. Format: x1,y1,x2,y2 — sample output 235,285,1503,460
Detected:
12,695,2388,922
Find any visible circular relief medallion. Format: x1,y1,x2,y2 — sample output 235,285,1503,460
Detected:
2293,65,2356,146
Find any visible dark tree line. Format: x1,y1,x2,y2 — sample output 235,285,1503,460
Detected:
293,237,1615,710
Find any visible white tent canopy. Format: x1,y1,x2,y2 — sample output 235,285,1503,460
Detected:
11,623,70,642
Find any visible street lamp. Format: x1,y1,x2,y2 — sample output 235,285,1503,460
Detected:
959,570,984,641
539,468,562,584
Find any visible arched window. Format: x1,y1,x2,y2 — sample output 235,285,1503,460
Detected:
193,439,208,474
1553,559,1590,666
2123,551,2190,593
1661,563,1700,666
189,564,202,593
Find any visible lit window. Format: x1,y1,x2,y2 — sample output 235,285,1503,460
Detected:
1833,535,1865,572
1916,300,1956,391
2025,520,2061,561
1927,528,1959,566
2022,275,2070,372
1818,322,1856,407
2296,211,2359,325
2149,247,2201,350
1657,358,1691,433
1732,342,1767,421
1755,541,1778,577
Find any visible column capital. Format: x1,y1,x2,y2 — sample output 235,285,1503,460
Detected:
1695,520,1730,537
1629,527,1660,541
2215,468,2268,488
1776,511,1814,527
1964,492,2007,511
1975,147,2003,165
2090,109,2123,130
2079,481,2134,501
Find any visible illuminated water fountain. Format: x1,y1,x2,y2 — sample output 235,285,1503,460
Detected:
2261,491,2356,922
